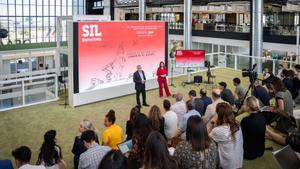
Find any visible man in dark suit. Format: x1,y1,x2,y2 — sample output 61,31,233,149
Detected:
133,65,149,107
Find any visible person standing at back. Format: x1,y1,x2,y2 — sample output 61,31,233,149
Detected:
156,61,171,97
102,110,123,150
188,90,205,116
133,65,149,107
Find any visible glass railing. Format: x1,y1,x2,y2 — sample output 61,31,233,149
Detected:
0,74,58,111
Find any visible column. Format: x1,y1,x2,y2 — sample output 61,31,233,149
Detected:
139,0,145,21
251,0,263,72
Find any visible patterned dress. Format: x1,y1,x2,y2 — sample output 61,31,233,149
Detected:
174,140,219,169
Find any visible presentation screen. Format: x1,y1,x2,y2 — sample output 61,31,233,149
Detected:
175,50,205,68
73,21,168,93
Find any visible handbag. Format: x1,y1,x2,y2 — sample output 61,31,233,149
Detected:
272,114,297,134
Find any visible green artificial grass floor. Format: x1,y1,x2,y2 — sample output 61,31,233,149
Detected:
0,68,298,169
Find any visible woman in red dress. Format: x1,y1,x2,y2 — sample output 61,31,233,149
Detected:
156,61,171,97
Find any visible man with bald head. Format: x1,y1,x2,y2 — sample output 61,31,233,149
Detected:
202,88,225,123
133,65,149,107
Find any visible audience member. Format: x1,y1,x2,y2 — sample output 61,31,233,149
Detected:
37,130,65,169
12,146,46,169
266,127,300,152
98,150,127,169
148,105,165,137
288,69,300,99
144,131,179,169
199,89,212,114
233,77,247,107
252,80,270,106
126,106,140,141
162,99,178,140
78,130,111,169
170,93,187,122
128,113,152,169
281,69,297,99
277,64,284,78
203,88,225,123
295,64,300,80
102,110,123,150
188,90,205,115
0,160,13,169
240,96,266,160
177,100,200,139
265,77,294,124
219,82,235,106
174,116,218,169
72,119,99,169
210,103,243,169
294,64,300,104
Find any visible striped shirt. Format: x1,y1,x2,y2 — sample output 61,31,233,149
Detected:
78,143,111,169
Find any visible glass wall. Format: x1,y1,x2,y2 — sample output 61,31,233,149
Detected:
0,0,85,45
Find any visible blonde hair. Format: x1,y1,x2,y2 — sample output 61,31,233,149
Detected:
148,105,162,131
245,96,260,112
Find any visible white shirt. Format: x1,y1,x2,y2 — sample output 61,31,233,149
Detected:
211,126,243,169
203,98,225,123
19,164,46,169
138,71,144,81
170,100,187,123
163,110,178,139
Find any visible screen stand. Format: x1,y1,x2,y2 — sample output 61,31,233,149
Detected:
181,68,194,86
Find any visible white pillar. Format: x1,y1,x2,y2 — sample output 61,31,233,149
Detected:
252,0,263,72
139,0,145,21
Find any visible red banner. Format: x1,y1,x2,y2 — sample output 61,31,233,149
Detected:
175,50,205,68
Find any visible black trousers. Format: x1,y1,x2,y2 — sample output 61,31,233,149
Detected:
136,89,147,106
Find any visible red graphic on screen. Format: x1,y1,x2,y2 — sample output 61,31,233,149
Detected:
78,21,166,92
175,50,205,68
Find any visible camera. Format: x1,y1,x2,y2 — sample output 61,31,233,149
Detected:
242,69,258,83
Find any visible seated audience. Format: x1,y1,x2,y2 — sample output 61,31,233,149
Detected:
240,96,266,160
252,80,270,106
210,103,243,169
219,82,235,106
148,105,165,137
98,150,127,169
170,93,187,122
102,110,123,150
126,106,140,140
199,88,212,113
266,127,300,152
144,131,179,169
72,119,99,169
178,100,200,139
277,64,284,79
294,64,300,104
78,130,111,169
37,130,65,169
0,160,13,169
162,99,178,140
174,116,218,169
128,113,152,169
281,69,298,99
12,146,46,169
233,77,247,107
265,77,294,124
188,90,205,115
203,88,225,123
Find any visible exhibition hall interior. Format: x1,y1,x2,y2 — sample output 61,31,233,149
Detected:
1,0,300,169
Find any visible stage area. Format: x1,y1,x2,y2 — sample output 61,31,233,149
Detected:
1,68,299,169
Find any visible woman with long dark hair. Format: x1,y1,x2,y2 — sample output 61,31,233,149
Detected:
144,131,179,169
210,103,243,169
174,116,218,169
126,106,140,140
37,130,64,169
128,113,152,169
156,61,171,97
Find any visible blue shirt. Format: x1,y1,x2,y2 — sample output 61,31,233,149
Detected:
200,96,212,113
252,85,270,106
179,109,201,139
0,160,13,169
138,71,144,81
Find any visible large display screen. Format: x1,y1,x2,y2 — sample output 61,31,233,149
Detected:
74,21,167,93
175,50,205,68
